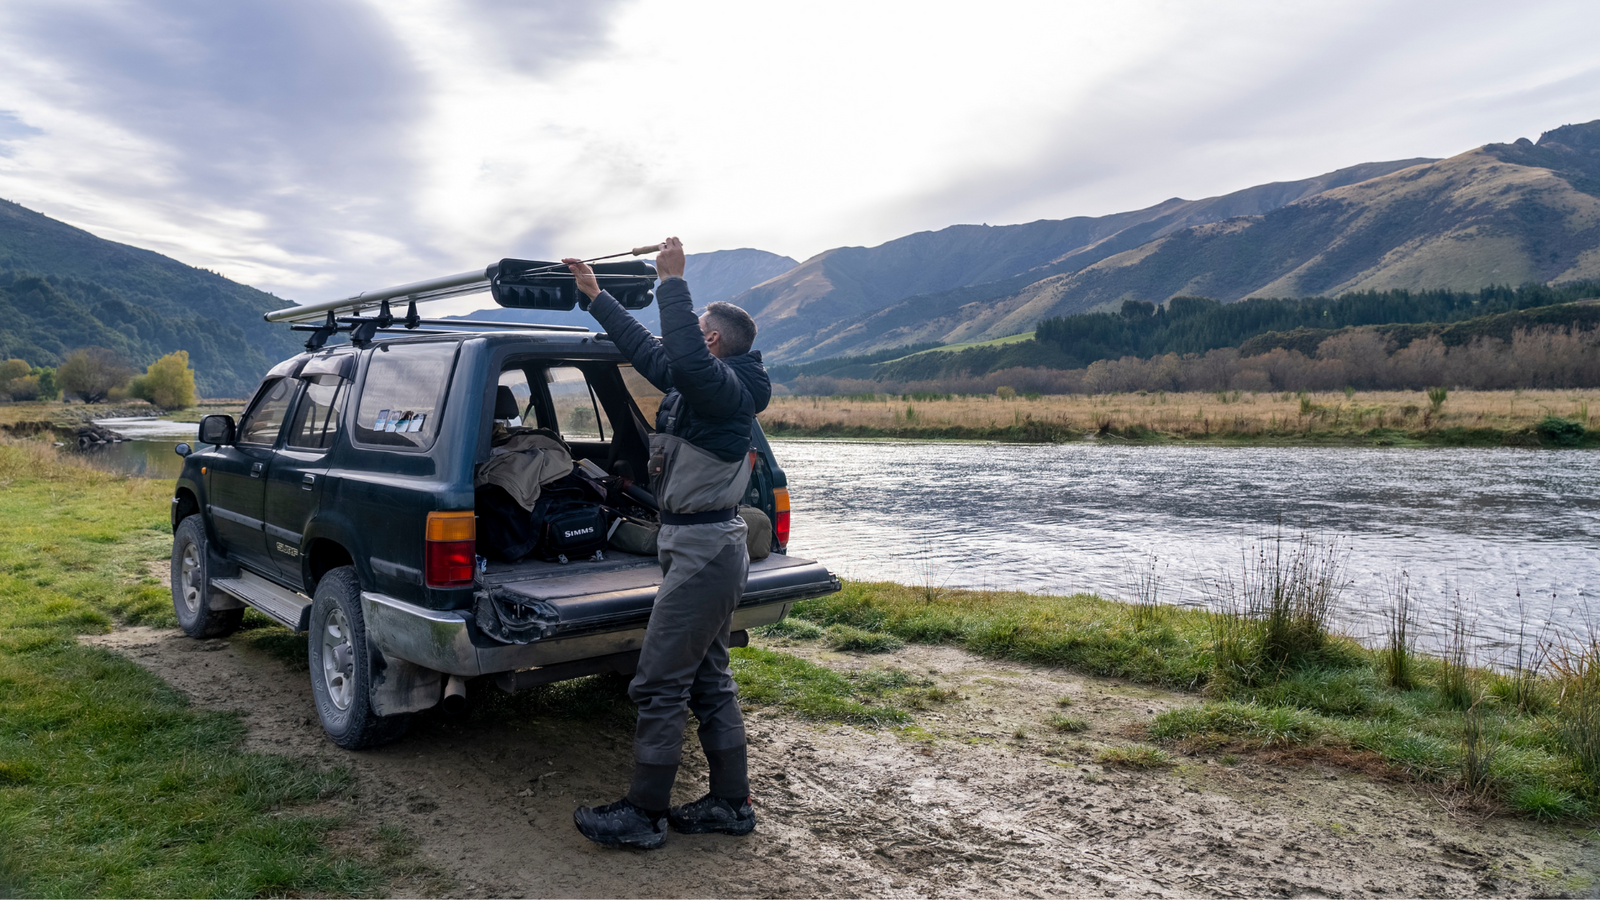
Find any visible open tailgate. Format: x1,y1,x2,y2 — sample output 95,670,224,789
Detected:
482,551,839,639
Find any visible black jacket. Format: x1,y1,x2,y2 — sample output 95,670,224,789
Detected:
589,278,770,462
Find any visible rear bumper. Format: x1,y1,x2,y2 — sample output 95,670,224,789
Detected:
362,565,840,677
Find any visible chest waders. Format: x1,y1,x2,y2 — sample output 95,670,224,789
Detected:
625,429,753,812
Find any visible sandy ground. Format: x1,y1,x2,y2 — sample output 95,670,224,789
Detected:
82,620,1599,899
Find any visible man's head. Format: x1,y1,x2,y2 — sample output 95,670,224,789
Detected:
698,301,757,358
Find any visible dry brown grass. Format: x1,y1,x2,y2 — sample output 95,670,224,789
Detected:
761,389,1600,441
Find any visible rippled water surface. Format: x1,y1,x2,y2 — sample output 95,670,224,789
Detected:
90,422,1596,652
774,439,1599,652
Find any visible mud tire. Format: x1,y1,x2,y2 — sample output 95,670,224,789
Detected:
307,566,410,750
171,516,244,639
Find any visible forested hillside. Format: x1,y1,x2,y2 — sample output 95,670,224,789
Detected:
779,282,1600,390
0,199,301,397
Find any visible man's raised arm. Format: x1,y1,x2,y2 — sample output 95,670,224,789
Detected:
565,254,674,392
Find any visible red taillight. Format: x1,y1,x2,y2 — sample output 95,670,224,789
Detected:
772,487,790,549
425,511,476,588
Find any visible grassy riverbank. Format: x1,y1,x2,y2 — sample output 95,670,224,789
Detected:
777,578,1599,821
0,441,386,896
761,388,1600,446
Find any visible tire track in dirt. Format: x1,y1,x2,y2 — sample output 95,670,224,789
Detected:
83,628,1598,898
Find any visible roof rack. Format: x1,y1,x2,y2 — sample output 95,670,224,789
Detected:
265,258,657,350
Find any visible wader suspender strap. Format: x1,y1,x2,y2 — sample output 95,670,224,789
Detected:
659,393,683,435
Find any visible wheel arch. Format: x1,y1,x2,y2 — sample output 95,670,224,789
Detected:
304,537,355,595
171,487,200,532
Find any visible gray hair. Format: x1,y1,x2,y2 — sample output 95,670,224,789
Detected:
703,301,757,356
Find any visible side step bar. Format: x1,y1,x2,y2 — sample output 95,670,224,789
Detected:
213,572,313,631
494,630,748,693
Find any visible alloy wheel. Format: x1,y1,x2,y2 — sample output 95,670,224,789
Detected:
321,607,356,711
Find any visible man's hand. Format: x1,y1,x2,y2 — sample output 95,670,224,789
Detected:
562,258,601,299
655,236,685,281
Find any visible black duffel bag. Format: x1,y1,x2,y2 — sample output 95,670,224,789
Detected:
476,469,614,563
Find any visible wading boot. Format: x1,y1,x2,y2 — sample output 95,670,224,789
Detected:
572,798,667,849
668,793,756,835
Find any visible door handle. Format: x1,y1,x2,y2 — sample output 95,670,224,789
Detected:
251,462,264,478
302,473,316,490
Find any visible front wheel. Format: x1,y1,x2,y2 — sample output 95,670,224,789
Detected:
307,566,409,750
171,516,243,639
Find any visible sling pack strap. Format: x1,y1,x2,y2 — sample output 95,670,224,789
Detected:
659,506,738,526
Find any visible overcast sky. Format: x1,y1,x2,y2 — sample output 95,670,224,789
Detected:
1,0,1597,310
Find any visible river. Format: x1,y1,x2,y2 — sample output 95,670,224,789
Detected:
89,421,1596,656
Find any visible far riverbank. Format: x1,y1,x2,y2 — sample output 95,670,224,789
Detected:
760,388,1600,447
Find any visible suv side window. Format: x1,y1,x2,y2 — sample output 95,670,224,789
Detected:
547,366,611,442
238,377,296,446
287,379,348,450
619,365,664,428
353,342,457,449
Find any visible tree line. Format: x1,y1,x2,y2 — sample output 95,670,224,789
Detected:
0,348,197,409
1031,281,1600,368
788,323,1600,397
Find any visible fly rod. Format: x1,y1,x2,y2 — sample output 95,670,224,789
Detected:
514,244,664,277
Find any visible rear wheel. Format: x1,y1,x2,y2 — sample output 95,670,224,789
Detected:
307,566,410,749
170,516,244,639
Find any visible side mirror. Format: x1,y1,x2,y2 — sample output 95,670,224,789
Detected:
198,415,236,446
174,442,192,457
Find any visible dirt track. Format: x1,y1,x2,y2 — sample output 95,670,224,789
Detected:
84,626,1598,898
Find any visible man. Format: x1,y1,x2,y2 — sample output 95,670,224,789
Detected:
563,237,771,850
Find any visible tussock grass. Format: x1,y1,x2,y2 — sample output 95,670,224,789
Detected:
1096,745,1175,769
761,388,1600,445
0,439,384,897
1551,632,1600,785
1381,573,1417,690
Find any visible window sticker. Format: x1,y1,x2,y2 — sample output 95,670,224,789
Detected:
390,411,410,433
375,409,390,431
410,413,426,433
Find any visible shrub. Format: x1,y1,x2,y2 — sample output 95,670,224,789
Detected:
57,348,134,403
1426,386,1448,412
1535,415,1585,447
127,350,196,410
996,386,1016,400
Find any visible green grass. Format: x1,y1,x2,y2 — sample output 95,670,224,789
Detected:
795,580,1214,687
0,440,385,897
729,647,963,726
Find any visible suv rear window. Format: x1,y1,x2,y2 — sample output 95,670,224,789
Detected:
353,343,457,449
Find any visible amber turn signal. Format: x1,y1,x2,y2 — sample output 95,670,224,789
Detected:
426,510,476,542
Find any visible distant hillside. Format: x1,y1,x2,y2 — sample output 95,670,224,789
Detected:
747,119,1600,365
0,199,302,397
734,159,1435,361
457,247,796,334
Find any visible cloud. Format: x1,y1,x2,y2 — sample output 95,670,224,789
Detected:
0,0,1597,313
